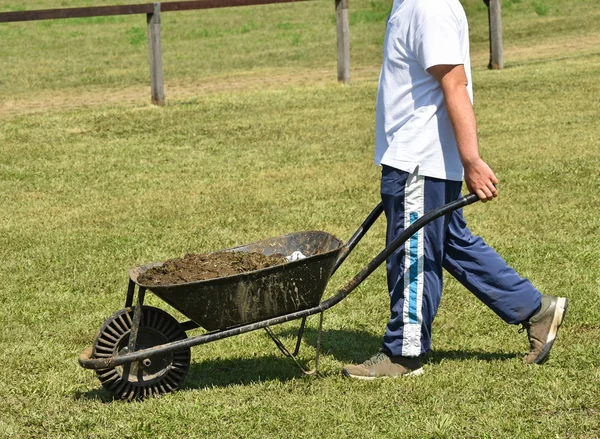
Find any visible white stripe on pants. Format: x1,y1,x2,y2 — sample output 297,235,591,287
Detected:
401,171,425,357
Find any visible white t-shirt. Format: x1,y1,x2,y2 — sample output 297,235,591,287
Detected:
374,0,473,182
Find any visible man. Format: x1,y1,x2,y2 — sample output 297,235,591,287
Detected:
342,0,567,379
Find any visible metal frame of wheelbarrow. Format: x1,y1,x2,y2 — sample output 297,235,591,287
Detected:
79,193,481,377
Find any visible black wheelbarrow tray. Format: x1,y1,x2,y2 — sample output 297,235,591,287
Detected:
79,193,481,400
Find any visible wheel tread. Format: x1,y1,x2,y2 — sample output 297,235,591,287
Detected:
92,306,190,400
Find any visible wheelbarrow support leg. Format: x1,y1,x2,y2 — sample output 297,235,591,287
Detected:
121,287,146,381
125,279,136,308
128,287,146,352
294,316,307,356
264,313,323,376
312,311,323,375
265,316,307,358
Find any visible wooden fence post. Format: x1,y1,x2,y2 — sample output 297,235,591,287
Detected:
147,2,165,105
487,0,503,69
335,0,350,84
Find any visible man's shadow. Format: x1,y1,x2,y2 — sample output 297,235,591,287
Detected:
285,327,520,365
76,326,519,402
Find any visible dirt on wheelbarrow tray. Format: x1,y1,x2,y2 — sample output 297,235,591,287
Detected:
137,251,288,286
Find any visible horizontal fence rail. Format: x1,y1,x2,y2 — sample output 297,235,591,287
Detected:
0,0,310,23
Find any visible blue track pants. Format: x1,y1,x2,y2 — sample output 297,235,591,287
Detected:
380,166,542,358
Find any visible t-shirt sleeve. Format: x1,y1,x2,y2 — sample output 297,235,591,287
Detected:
413,8,464,71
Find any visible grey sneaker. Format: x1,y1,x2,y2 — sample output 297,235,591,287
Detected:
342,351,424,380
523,295,568,364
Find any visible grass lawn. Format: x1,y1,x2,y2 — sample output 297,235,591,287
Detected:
1,0,599,437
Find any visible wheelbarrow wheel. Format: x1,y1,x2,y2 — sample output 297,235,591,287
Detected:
92,306,191,400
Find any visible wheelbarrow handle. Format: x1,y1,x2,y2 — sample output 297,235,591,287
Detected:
320,191,482,312
332,202,385,275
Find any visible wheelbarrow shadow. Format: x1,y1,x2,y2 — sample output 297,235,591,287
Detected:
75,352,316,403
75,356,303,403
184,355,309,389
74,328,520,402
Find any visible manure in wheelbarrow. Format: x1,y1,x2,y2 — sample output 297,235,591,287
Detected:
137,251,288,285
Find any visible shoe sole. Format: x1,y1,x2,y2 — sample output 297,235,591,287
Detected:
533,297,568,364
342,367,425,380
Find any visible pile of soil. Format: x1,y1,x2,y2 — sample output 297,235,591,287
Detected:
137,251,287,286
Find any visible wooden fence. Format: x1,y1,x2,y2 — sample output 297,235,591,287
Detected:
0,0,351,105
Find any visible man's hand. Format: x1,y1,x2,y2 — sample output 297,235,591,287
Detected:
463,157,498,202
427,64,498,202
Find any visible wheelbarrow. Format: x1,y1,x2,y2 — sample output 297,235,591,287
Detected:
79,193,482,400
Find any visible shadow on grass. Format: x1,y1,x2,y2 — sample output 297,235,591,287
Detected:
185,355,306,389
75,355,308,403
74,327,374,401
506,51,600,69
423,349,520,364
74,387,115,403
74,327,520,401
284,327,382,364
287,327,520,364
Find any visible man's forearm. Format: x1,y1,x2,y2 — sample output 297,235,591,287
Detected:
427,63,498,200
438,73,480,168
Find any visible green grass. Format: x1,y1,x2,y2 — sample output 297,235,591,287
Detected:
1,0,600,438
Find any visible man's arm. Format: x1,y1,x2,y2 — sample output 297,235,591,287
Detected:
427,64,498,201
